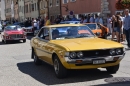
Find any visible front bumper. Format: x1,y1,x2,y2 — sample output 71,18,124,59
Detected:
5,38,26,40
63,53,125,69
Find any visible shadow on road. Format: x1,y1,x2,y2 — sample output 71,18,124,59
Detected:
26,35,33,40
0,40,24,45
94,81,130,86
17,61,113,85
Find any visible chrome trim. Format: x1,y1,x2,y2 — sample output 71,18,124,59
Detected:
65,53,125,64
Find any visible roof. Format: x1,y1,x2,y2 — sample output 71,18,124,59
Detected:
45,24,86,28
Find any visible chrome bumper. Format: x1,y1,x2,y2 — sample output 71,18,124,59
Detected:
65,53,125,64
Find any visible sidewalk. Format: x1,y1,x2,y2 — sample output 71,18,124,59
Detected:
107,36,127,48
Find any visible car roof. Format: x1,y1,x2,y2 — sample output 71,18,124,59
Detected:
44,24,86,28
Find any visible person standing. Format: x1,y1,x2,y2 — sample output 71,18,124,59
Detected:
107,14,112,35
123,9,130,48
111,15,122,43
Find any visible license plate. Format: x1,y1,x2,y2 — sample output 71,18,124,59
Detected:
93,60,105,64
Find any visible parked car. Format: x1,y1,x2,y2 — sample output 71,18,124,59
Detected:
30,24,125,78
13,22,34,35
13,22,25,27
84,23,109,39
1,25,26,44
23,26,34,34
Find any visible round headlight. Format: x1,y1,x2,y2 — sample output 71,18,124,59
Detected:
110,49,115,55
116,49,122,54
69,52,76,59
77,52,83,58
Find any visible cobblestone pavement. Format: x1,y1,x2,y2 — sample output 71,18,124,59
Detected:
0,36,130,86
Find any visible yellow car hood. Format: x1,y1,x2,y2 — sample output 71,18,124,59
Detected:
50,38,124,51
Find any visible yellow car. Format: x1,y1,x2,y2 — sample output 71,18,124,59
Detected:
30,24,125,79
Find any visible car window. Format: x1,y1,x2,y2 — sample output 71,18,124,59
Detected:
5,25,22,31
38,28,49,40
86,24,97,30
51,26,95,40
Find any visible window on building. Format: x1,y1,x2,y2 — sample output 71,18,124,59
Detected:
56,0,59,6
63,0,68,4
70,0,76,2
49,0,52,7
32,4,34,11
29,4,31,12
25,5,28,13
35,3,36,11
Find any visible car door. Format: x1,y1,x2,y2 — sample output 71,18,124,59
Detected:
36,27,52,63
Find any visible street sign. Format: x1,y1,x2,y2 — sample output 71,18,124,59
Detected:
69,11,74,15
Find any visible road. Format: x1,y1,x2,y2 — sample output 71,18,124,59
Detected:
0,36,130,86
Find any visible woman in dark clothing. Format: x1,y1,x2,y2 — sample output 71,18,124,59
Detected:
111,15,122,42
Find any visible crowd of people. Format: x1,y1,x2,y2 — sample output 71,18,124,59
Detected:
0,9,130,48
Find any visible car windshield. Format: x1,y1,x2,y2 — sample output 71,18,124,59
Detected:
5,25,22,31
85,24,97,30
51,26,95,40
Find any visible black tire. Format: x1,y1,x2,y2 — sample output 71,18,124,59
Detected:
53,56,68,79
4,40,9,44
2,39,4,43
23,39,26,43
106,64,119,74
32,49,42,65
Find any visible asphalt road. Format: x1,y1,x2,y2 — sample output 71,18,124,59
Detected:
0,35,130,86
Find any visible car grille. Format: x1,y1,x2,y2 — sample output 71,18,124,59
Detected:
10,34,23,38
82,49,110,57
79,48,123,58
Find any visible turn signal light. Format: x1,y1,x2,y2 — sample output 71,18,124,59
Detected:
113,57,119,61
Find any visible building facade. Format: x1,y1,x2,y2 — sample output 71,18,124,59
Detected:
18,0,25,22
24,0,31,20
11,0,14,21
39,0,48,19
48,0,61,22
30,0,39,19
0,0,6,20
5,0,12,21
13,0,19,21
61,0,101,18
61,0,117,24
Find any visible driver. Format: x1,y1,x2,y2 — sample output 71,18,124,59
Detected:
52,29,59,39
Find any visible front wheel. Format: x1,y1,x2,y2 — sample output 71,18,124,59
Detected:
106,64,120,74
23,39,26,43
32,49,42,65
4,40,9,44
53,56,68,79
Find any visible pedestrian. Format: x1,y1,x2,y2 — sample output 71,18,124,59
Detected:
111,15,122,43
123,9,130,48
107,14,112,35
45,16,51,26
95,14,99,23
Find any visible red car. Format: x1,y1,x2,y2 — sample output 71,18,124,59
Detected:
1,25,26,44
